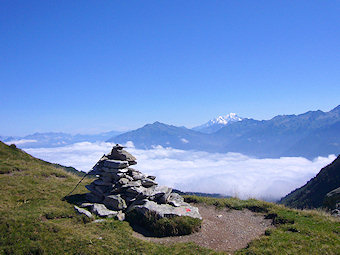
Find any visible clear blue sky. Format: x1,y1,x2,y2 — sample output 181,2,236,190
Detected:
1,1,339,135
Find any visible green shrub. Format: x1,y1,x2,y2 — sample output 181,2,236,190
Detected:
126,210,202,237
9,144,17,149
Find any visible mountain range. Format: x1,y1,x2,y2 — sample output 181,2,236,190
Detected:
2,105,339,159
109,105,340,159
192,113,242,133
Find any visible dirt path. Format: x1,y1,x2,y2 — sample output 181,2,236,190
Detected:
132,204,273,253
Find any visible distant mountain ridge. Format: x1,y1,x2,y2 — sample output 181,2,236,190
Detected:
108,105,340,159
109,121,218,152
192,113,242,133
3,130,123,148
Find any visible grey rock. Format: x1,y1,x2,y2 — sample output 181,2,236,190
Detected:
331,209,340,217
93,219,106,223
99,155,109,161
118,178,129,185
149,185,172,204
121,180,142,188
93,178,113,186
128,200,202,219
132,173,144,181
102,159,129,169
100,167,119,173
108,148,137,163
125,186,148,197
110,184,123,193
87,166,104,175
116,211,125,221
103,194,127,210
125,175,134,181
168,193,187,207
86,183,111,195
141,178,157,188
111,144,125,150
118,168,130,173
98,176,114,183
124,185,171,202
117,172,128,178
91,203,119,218
74,205,93,218
147,175,156,180
99,172,120,181
122,193,140,204
79,202,94,208
101,167,129,174
126,199,149,211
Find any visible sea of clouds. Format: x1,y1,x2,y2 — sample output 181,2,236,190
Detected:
23,141,336,201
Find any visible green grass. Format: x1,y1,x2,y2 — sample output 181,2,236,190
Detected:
0,141,339,254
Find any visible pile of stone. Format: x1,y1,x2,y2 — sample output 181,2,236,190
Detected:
75,144,201,222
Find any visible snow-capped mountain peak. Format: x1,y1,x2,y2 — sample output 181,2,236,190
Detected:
193,113,243,133
210,113,242,125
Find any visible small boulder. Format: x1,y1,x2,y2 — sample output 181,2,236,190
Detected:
168,193,187,207
102,159,129,169
91,203,119,218
116,211,125,221
103,194,127,210
150,185,172,204
118,178,130,185
74,205,93,218
141,178,157,188
108,146,137,163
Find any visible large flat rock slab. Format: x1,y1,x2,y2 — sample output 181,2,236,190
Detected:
128,200,202,219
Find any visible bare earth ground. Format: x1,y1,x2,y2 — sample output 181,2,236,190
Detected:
132,204,273,253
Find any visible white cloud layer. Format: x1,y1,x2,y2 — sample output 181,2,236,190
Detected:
25,142,336,201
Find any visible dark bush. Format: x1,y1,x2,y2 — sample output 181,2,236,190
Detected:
183,196,199,203
247,205,269,213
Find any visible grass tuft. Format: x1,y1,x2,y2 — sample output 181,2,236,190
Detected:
126,210,202,237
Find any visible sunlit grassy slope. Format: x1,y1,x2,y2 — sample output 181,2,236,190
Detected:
0,141,339,254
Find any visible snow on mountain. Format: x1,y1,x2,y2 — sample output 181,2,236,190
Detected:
192,113,243,133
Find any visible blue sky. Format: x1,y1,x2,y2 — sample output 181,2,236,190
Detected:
1,1,339,135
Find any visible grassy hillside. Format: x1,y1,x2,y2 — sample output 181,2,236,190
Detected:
280,155,340,209
0,141,339,254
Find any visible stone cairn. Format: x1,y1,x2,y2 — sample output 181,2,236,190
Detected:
75,144,201,222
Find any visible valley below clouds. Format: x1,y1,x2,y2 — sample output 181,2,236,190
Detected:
24,142,336,201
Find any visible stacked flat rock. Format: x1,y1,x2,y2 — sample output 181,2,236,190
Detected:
79,144,201,221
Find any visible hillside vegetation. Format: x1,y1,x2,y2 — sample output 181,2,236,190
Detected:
0,141,339,254
280,155,340,209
